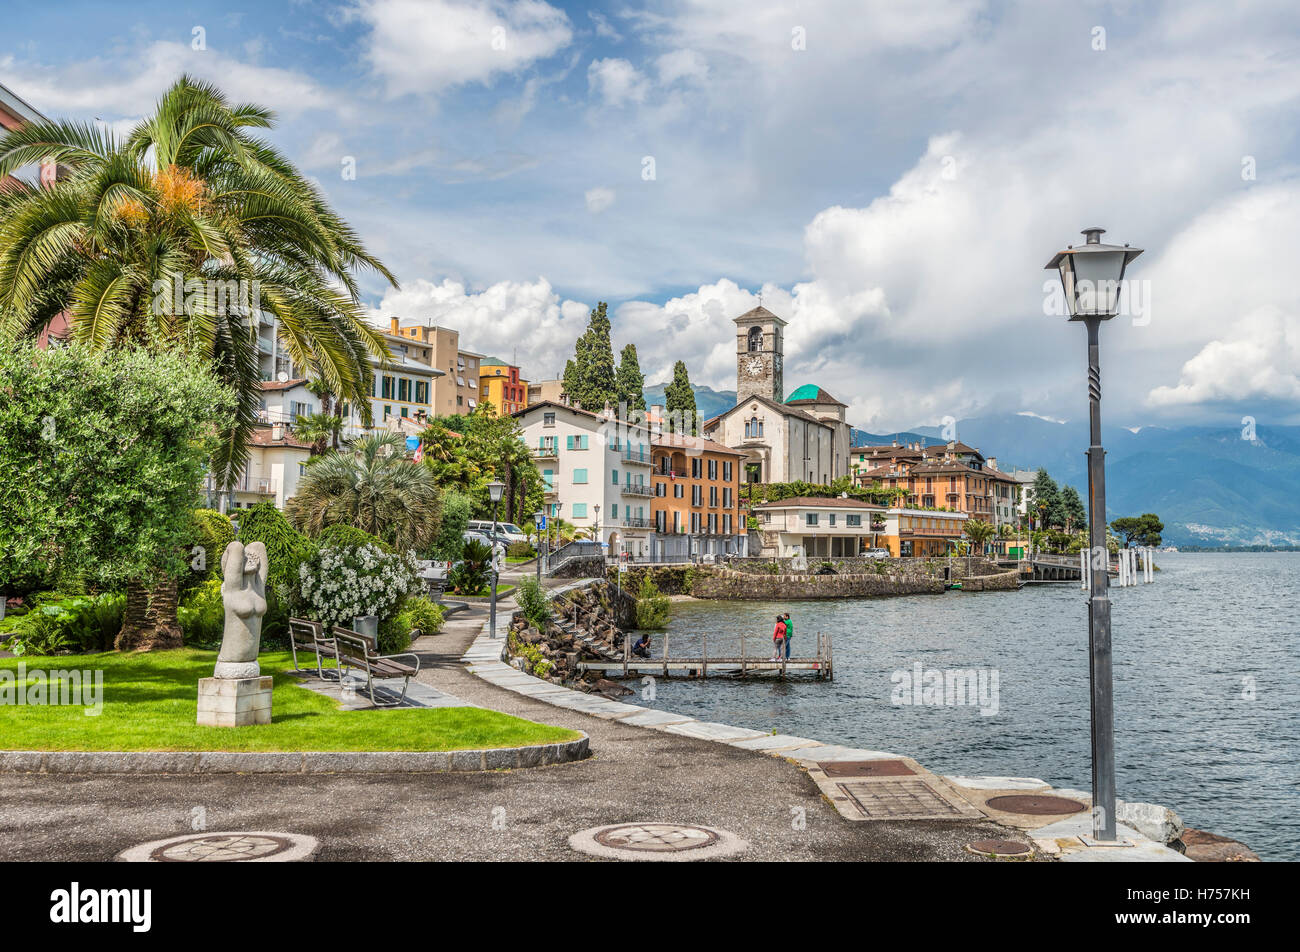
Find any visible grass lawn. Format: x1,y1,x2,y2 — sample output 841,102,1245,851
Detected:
0,649,579,752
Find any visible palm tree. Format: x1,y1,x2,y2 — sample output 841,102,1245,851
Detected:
0,76,396,647
964,519,996,554
287,432,441,552
292,412,342,457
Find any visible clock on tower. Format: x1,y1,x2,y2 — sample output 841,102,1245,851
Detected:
733,305,786,404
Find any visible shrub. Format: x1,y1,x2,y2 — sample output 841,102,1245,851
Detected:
398,596,445,638
377,612,412,654
634,575,671,630
188,509,235,590
506,540,535,559
178,578,225,649
430,490,472,561
516,577,550,630
293,544,420,630
449,537,493,595
1,592,124,655
317,524,391,552
237,502,313,590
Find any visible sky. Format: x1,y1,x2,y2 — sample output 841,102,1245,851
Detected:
3,0,1299,431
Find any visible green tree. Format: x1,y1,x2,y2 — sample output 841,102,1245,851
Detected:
293,411,342,457
286,432,441,552
0,341,235,649
431,490,473,562
664,360,698,434
1110,513,1164,547
634,574,671,629
615,343,647,413
1030,468,1062,529
1060,485,1087,532
0,75,396,490
964,518,996,551
563,302,616,410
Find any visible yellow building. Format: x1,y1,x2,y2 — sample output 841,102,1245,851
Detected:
479,358,529,415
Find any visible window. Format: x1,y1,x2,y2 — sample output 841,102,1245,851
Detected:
828,513,836,526
723,488,732,508
847,514,862,527
747,326,762,351
723,461,732,481
691,458,702,478
415,381,428,404
572,503,587,518
381,376,393,399
544,412,555,426
572,468,588,484
806,513,819,526
708,459,717,479
691,485,702,506
723,515,731,534
383,404,392,419
674,484,684,498
709,486,718,507
400,407,408,418
542,469,554,489
398,378,411,402
611,504,619,518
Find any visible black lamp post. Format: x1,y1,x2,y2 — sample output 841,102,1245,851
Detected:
487,479,506,638
1045,226,1143,842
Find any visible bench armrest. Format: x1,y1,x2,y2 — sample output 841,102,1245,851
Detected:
376,652,421,673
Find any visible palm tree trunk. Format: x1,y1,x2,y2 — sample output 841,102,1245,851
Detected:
116,576,184,651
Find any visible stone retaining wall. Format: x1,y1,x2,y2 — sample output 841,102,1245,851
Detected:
956,569,1019,591
691,567,943,599
549,555,604,579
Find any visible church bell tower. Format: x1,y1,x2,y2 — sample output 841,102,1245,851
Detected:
734,305,786,404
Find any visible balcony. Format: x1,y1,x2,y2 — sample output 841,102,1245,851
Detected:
621,483,653,497
621,449,652,465
532,444,559,460
622,517,653,529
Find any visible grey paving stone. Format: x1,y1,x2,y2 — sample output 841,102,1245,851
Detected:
197,752,304,773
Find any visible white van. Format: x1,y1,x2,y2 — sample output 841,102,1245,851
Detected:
467,520,528,544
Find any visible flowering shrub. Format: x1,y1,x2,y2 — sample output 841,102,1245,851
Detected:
294,544,419,630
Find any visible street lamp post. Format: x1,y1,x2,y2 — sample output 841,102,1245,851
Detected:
534,508,545,585
1046,226,1143,842
593,504,601,549
487,480,506,639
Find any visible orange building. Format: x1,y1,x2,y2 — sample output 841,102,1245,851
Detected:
855,440,1020,527
649,433,748,559
479,358,529,415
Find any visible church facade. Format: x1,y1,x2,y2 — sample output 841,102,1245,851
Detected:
701,306,852,485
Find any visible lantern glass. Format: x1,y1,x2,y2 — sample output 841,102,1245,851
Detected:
1070,249,1129,318
487,480,506,503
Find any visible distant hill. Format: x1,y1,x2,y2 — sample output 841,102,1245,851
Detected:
642,383,737,421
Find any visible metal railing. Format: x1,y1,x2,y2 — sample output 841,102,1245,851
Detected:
620,483,653,496
532,445,560,459
621,449,651,464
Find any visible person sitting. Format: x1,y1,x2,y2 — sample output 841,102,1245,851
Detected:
632,633,651,658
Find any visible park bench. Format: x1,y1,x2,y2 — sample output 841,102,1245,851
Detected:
332,627,421,707
288,617,339,681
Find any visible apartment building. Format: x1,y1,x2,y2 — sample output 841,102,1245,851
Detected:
204,423,313,512
527,379,565,405
388,318,484,416
752,497,887,557
479,359,529,415
649,433,749,559
855,440,1020,526
877,508,969,558
514,401,654,556
339,330,442,436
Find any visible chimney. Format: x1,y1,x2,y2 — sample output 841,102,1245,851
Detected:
271,423,284,442
987,457,998,471
389,316,400,335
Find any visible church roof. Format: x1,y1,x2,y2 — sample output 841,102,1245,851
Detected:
785,384,846,406
732,305,787,326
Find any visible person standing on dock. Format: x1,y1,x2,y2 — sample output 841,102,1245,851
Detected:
782,612,793,659
771,614,787,661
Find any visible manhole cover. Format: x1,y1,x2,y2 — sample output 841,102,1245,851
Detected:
570,823,748,861
985,794,1086,816
837,778,967,820
820,759,915,778
966,839,1033,857
116,831,319,863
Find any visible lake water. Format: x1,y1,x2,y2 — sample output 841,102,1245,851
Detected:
636,552,1298,860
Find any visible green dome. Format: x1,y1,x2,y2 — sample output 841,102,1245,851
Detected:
786,384,822,402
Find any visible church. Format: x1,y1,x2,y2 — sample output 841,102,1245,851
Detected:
701,306,853,485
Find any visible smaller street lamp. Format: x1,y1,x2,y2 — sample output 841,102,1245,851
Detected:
533,508,545,584
487,479,506,638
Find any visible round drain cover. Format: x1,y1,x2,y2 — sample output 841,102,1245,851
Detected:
570,823,747,861
116,831,319,863
985,794,1086,816
966,838,1033,857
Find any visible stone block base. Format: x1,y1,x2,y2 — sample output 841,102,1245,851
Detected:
197,676,273,727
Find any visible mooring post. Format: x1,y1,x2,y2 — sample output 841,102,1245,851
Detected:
740,632,746,678
702,632,708,679
622,626,629,678
662,631,669,678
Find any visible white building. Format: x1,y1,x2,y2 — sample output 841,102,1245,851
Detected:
341,332,444,438
205,423,313,512
752,496,887,557
514,401,654,556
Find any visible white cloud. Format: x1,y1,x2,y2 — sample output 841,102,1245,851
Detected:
355,0,573,97
0,41,331,118
587,58,649,106
655,49,708,85
1147,307,1300,408
584,186,616,214
369,277,588,382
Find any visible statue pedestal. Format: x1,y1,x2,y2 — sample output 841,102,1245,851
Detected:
197,676,273,727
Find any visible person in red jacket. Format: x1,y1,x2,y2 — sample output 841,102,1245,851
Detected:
770,614,787,661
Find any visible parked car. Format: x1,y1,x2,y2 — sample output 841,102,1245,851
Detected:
467,520,528,545
862,548,891,560
463,531,508,560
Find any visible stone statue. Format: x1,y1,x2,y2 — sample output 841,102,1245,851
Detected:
215,540,268,679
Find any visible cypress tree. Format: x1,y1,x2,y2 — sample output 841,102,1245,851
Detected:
664,360,698,434
615,343,647,413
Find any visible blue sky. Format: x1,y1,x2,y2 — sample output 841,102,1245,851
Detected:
3,0,1299,431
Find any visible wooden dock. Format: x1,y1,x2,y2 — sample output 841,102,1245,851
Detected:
577,630,834,680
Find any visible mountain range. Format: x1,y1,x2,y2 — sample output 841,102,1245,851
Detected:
643,384,1300,546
